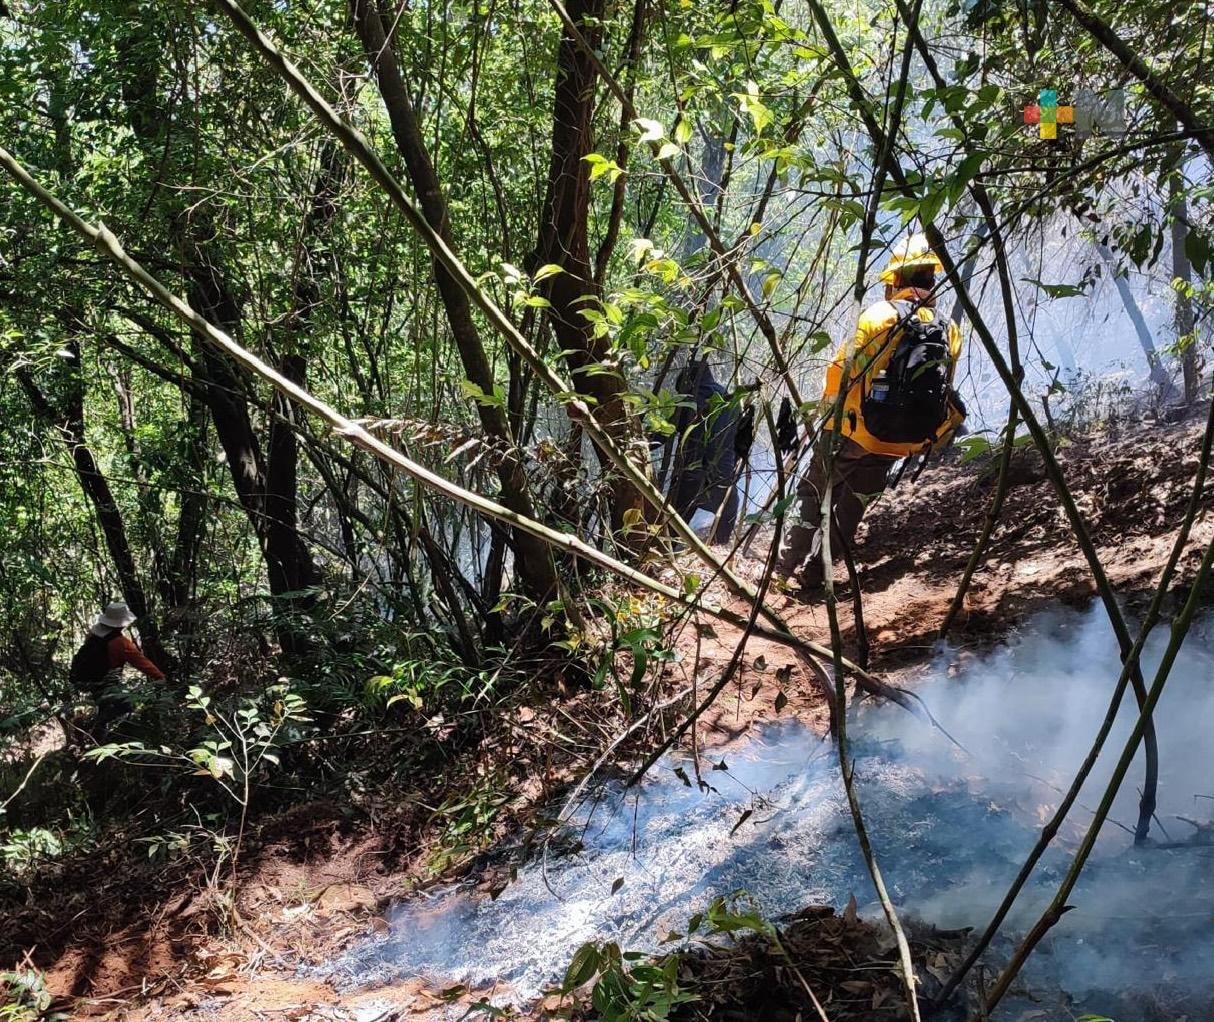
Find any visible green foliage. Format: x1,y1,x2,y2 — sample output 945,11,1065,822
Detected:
86,682,311,807
561,941,694,1021
0,970,66,1022
0,828,62,874
563,595,676,717
568,895,785,1019
428,779,511,873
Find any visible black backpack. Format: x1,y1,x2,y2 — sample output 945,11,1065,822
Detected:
70,629,118,692
860,300,952,444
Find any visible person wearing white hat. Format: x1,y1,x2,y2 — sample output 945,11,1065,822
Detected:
69,600,165,737
777,234,966,594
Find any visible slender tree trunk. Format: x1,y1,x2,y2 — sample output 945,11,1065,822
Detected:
185,251,319,639
106,360,180,608
265,350,315,598
1169,147,1200,404
169,390,210,609
264,146,345,601
535,0,647,530
681,125,725,263
17,341,167,667
1097,242,1174,393
350,0,558,596
826,0,1160,846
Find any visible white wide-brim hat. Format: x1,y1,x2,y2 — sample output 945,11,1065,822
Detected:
93,601,137,630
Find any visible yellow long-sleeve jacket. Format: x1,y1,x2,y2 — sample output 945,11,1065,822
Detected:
822,287,965,458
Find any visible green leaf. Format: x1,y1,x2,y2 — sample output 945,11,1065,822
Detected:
917,187,947,227
1185,229,1211,276
533,263,565,282
634,118,665,142
563,942,601,991
459,379,506,408
1021,277,1088,299
772,494,798,517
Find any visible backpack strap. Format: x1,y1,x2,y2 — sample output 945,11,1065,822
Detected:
889,298,926,324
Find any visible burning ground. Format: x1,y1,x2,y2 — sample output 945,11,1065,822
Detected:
4,415,1213,1022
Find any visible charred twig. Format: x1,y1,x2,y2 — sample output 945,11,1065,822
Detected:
540,680,696,899
837,531,868,673
626,435,791,787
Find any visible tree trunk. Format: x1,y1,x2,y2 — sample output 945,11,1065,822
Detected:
534,0,646,530
264,146,344,602
169,390,210,611
1169,151,1200,404
106,359,181,608
350,0,558,598
185,251,319,638
1097,243,1174,395
17,340,167,668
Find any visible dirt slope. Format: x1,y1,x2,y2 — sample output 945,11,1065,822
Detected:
668,415,1214,746
9,415,1213,1021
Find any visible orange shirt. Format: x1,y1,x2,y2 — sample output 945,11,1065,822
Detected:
105,634,166,681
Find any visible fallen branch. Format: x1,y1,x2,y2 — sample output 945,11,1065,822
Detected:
0,750,50,814
208,0,836,692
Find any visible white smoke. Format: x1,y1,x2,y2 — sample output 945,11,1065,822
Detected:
329,604,1214,1017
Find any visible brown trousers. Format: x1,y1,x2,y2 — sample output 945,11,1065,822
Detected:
776,435,896,585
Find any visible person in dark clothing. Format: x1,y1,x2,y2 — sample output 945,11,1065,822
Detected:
668,361,741,544
69,600,165,739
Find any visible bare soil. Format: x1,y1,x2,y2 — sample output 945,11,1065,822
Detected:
5,415,1212,1022
681,415,1213,745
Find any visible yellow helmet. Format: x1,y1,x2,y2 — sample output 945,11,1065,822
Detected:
878,232,944,285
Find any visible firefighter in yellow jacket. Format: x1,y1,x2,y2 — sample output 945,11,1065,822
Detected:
777,234,965,591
